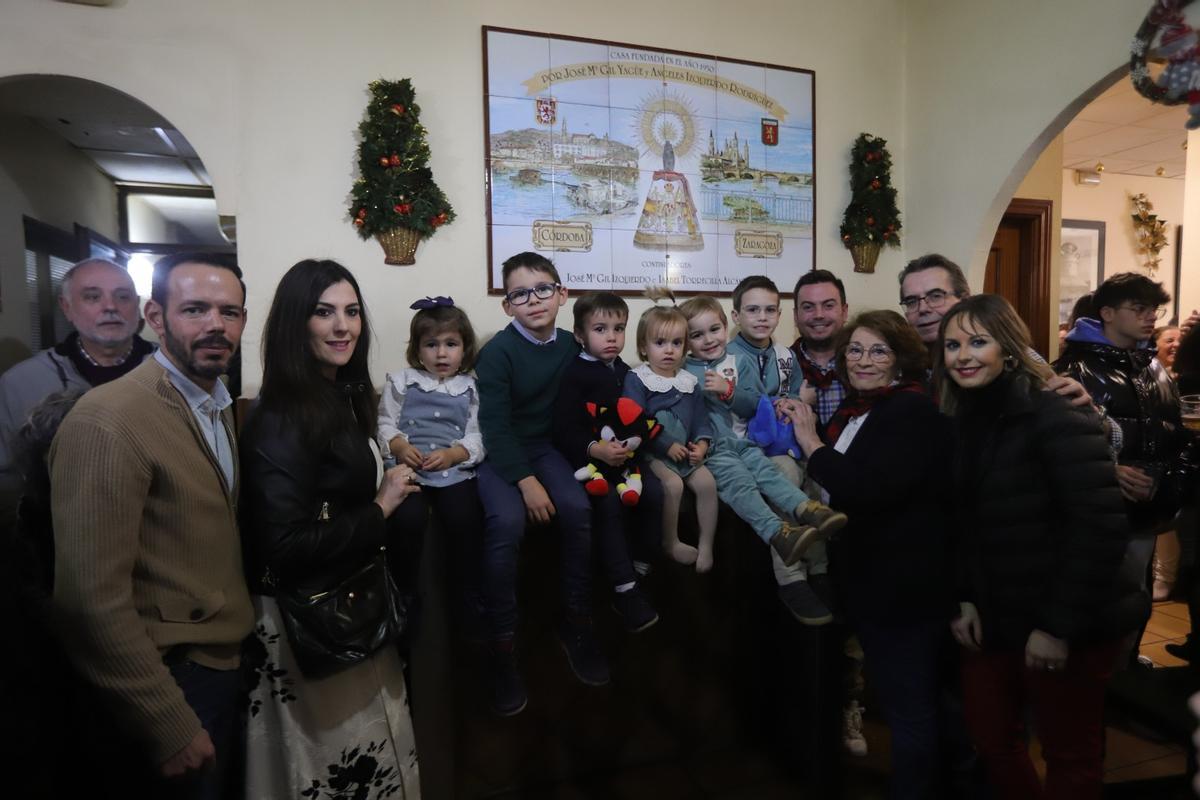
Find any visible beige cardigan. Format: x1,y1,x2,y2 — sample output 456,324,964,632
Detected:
49,358,254,763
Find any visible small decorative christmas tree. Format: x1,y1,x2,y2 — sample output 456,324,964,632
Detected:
350,79,455,265
840,133,901,273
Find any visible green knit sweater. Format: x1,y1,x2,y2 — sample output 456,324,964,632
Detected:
476,324,579,483
49,359,254,763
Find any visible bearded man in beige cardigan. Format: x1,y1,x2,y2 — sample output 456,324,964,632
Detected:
49,253,253,799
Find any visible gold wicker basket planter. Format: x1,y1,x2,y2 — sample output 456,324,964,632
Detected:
376,227,422,266
850,242,882,274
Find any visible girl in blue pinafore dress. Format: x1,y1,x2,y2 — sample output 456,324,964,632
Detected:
622,289,720,573
378,297,486,636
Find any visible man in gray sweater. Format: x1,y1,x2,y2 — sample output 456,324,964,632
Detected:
0,258,153,513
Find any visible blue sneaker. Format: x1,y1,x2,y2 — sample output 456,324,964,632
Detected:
487,639,528,716
558,616,610,686
612,586,659,633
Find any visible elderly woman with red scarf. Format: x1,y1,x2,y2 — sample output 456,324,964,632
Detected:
783,309,953,800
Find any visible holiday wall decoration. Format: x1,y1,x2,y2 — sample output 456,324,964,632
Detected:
1130,0,1200,129
839,133,900,273
1131,192,1169,274
350,79,455,265
484,27,815,296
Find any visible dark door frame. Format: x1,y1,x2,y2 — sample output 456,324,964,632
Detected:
999,197,1053,356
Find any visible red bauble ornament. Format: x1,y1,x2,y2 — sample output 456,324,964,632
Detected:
390,103,406,115
394,203,412,214
357,208,367,218
389,154,401,167
886,224,895,232
378,156,390,167
353,218,364,227
870,179,881,190
842,234,851,242
866,216,876,226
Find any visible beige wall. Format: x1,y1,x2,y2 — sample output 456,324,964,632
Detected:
0,113,119,347
1061,168,1185,287
1012,135,1063,356
0,0,908,389
1179,128,1200,322
0,0,1164,389
904,0,1146,291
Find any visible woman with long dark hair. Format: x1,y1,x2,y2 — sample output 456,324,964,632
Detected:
939,294,1145,800
241,259,421,798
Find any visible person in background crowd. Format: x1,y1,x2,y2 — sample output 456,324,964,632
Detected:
0,258,154,518
49,253,253,799
942,294,1146,800
240,258,421,798
1152,323,1184,600
1164,322,1200,661
1156,324,1182,377
785,309,951,800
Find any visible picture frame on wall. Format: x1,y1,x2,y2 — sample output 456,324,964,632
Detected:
482,26,816,296
1059,219,1105,326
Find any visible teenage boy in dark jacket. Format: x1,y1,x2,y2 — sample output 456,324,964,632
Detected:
1054,272,1188,531
1055,272,1192,665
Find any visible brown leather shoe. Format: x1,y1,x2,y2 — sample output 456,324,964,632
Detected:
770,521,820,567
796,500,848,537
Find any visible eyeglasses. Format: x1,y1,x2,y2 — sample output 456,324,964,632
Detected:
900,288,954,313
505,282,561,306
844,343,894,363
1117,303,1167,320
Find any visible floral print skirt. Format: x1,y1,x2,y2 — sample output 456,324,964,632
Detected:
244,595,421,799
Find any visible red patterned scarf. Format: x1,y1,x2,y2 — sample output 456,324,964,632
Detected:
825,381,926,446
791,338,839,390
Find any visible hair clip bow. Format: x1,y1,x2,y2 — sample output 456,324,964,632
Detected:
410,296,455,310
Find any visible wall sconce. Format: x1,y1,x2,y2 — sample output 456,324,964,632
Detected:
1075,169,1102,186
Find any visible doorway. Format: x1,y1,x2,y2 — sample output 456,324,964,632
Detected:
0,74,234,376
985,197,1052,356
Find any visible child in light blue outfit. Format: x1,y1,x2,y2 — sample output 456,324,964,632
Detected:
680,295,846,583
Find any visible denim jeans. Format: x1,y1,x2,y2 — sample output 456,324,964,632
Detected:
155,658,244,800
476,442,592,637
856,618,945,800
590,464,663,587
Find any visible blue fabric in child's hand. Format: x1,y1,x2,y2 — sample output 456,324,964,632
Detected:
746,395,802,459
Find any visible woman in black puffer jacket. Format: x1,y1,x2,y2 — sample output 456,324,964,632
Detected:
937,295,1147,800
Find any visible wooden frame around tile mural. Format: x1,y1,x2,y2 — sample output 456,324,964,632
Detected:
483,26,816,296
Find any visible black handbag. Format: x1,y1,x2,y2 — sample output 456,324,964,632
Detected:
275,537,407,679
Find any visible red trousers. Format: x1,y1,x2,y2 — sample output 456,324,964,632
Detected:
960,639,1122,800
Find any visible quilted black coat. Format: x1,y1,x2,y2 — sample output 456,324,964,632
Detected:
952,372,1148,650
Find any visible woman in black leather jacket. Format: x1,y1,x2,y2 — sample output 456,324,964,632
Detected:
939,295,1146,800
240,259,421,799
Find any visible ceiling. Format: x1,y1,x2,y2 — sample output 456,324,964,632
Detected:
0,74,211,187
1062,72,1190,180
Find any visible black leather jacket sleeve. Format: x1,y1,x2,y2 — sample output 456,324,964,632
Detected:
240,410,386,588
